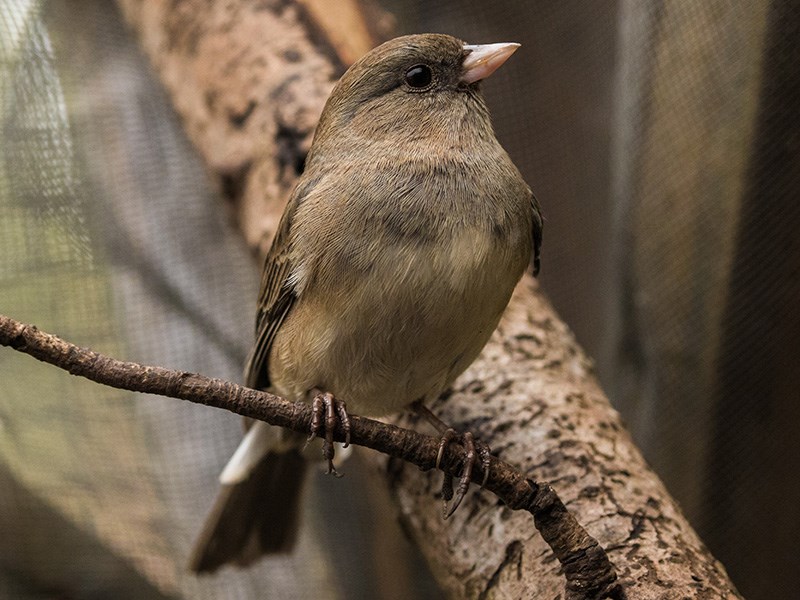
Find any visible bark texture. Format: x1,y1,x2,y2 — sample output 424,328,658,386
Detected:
117,0,742,596
388,278,740,598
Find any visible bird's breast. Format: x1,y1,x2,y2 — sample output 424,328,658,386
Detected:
270,219,529,415
269,153,532,413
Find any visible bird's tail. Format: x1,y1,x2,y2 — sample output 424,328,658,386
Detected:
188,448,308,573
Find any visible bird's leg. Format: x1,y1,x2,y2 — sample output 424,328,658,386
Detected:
307,391,350,477
412,401,492,519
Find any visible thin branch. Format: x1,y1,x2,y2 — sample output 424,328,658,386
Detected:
0,313,625,599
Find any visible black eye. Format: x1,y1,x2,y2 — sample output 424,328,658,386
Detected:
404,64,433,89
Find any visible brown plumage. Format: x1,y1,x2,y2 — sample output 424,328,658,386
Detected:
190,33,542,573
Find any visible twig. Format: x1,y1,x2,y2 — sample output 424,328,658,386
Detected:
0,313,624,599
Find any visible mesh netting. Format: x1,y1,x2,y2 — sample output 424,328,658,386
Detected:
1,1,797,598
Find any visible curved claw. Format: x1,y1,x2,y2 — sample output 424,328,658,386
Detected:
305,394,325,449
440,472,454,518
336,400,351,448
436,429,494,518
444,432,476,519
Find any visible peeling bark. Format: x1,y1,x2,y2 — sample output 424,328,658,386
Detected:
117,1,743,597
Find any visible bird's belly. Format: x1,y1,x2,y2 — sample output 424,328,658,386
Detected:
269,230,527,415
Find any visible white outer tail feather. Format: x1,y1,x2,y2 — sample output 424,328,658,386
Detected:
219,421,273,484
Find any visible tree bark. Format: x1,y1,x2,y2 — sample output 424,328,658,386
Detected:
117,0,742,597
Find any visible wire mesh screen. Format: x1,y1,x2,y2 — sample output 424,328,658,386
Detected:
0,2,423,598
1,1,798,599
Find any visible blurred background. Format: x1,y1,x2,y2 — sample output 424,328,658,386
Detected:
1,0,797,598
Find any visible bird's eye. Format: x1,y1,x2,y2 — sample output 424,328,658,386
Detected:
404,64,433,89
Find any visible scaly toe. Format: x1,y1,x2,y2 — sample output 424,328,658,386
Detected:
305,393,325,448
314,392,349,477
436,428,457,470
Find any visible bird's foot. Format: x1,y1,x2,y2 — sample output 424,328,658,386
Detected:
436,428,491,518
307,391,350,477
412,401,492,518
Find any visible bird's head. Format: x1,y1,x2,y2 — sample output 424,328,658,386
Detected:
308,34,520,161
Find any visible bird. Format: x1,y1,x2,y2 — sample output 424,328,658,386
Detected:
189,33,542,573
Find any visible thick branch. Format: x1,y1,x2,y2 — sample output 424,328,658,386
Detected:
0,313,622,599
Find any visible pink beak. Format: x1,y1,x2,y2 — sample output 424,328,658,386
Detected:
461,42,521,84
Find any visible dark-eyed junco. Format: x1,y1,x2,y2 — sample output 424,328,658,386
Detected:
190,33,542,573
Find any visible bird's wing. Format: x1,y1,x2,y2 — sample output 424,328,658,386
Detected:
244,178,315,390
531,190,543,277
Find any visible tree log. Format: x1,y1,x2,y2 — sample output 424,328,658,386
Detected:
116,1,742,596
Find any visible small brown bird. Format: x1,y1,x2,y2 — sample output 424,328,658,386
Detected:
190,33,542,573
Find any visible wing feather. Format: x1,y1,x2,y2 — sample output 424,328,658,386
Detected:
244,178,317,390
